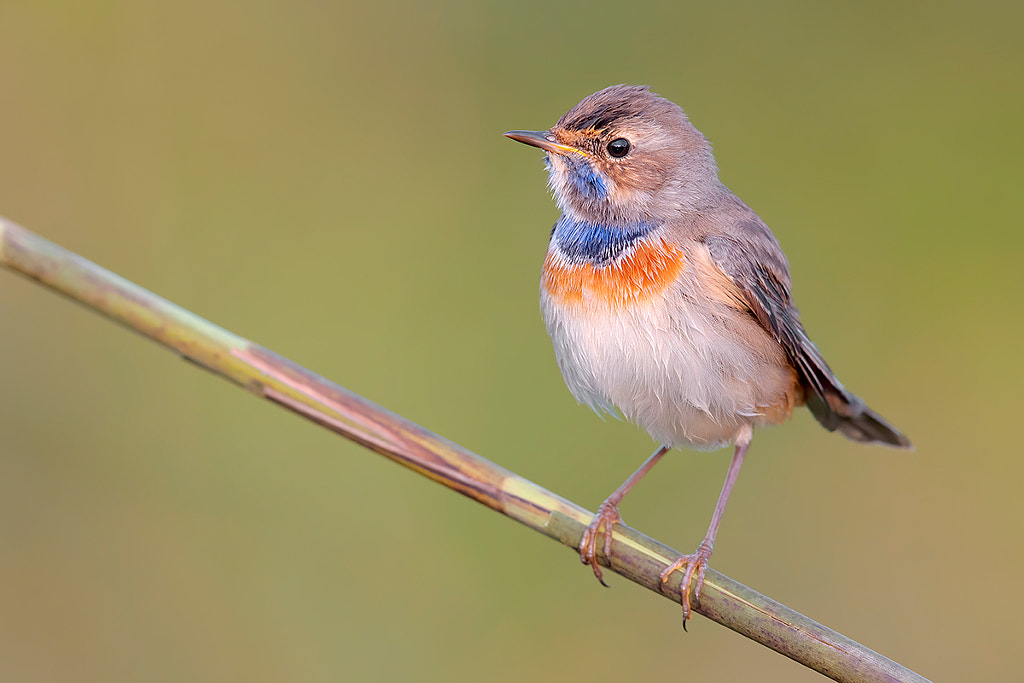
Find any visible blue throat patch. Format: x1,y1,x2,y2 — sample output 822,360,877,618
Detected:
551,215,654,264
545,155,608,200
566,156,607,200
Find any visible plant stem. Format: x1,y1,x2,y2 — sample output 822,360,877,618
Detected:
0,216,931,683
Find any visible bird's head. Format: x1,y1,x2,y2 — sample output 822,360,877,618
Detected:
506,85,720,226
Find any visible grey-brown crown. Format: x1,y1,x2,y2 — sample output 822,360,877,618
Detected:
556,85,687,133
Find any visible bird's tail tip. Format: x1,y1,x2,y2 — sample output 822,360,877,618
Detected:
835,404,913,450
808,392,912,450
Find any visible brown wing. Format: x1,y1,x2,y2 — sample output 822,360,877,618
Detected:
704,222,911,448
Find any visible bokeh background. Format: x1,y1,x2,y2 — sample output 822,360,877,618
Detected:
1,1,1021,681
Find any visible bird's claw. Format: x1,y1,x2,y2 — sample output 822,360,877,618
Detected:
659,541,714,623
578,502,622,586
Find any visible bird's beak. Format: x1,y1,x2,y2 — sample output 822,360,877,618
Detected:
504,130,585,157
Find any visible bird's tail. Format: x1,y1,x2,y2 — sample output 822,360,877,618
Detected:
795,334,912,449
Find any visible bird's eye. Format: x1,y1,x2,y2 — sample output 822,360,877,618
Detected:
607,138,631,158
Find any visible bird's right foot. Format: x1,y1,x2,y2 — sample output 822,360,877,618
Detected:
659,540,714,623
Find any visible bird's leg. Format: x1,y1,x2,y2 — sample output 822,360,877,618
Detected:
660,427,752,622
579,445,671,586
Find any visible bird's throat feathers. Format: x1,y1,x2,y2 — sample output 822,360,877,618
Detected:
546,154,608,202
543,216,686,307
551,215,653,264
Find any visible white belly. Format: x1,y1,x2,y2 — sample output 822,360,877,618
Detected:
540,283,794,449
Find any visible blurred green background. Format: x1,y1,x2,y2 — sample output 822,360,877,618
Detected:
1,1,1021,681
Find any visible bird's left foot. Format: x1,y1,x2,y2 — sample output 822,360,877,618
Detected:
578,501,622,587
659,540,714,623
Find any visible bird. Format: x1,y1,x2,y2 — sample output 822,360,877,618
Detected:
504,84,911,623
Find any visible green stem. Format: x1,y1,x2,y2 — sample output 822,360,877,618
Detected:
0,216,930,683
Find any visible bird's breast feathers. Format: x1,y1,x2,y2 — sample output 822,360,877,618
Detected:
542,232,686,308
540,218,800,448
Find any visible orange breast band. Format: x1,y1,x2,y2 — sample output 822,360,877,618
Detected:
542,238,686,307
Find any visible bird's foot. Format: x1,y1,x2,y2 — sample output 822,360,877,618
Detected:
659,540,714,623
578,501,623,586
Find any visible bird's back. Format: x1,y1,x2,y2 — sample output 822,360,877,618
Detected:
677,191,911,448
